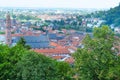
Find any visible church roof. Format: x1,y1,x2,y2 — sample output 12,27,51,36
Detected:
48,33,64,40
12,34,50,48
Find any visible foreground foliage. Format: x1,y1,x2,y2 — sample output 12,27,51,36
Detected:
1,25,120,80
0,44,71,80
73,25,120,80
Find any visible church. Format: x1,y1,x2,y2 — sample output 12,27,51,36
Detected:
1,12,50,49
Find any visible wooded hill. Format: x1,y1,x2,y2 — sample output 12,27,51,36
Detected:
87,4,120,27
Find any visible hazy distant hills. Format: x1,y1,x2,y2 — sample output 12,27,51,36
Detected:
104,4,120,26
91,4,120,27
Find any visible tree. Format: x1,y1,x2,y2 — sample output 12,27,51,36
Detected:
17,37,26,46
0,43,72,80
17,37,31,49
73,25,120,80
0,42,72,80
16,52,71,80
55,61,72,80
12,14,16,19
17,52,58,80
0,44,28,80
0,44,11,80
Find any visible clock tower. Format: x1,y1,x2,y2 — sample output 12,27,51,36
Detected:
6,12,11,45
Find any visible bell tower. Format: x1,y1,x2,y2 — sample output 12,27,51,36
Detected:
6,12,11,45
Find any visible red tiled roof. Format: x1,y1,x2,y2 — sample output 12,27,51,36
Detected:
52,56,65,60
50,42,58,47
66,46,77,51
65,57,74,64
33,48,70,55
50,42,64,49
50,42,63,48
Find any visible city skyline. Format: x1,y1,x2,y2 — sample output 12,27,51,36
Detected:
0,0,120,9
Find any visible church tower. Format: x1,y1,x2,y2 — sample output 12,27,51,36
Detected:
6,12,11,45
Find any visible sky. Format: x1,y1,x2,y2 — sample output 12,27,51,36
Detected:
0,0,120,9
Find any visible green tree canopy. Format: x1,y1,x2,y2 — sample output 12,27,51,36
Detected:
73,25,120,80
0,44,72,80
17,37,31,49
0,44,28,80
16,52,56,80
16,52,71,80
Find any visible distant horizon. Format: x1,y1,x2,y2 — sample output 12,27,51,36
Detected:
0,0,120,9
0,6,109,10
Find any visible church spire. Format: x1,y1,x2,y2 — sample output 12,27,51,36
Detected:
6,12,11,45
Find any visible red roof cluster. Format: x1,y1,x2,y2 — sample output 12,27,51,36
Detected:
50,42,63,48
64,57,74,64
52,56,65,60
33,48,70,56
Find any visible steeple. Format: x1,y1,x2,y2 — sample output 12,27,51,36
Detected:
6,12,11,45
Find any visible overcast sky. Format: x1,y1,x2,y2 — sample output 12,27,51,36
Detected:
0,0,120,9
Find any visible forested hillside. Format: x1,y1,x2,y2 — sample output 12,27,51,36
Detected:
104,4,120,26
88,4,120,27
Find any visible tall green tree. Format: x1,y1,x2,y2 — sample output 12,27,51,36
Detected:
0,44,72,80
55,61,72,80
17,37,31,49
0,44,28,80
16,52,71,80
73,25,120,80
16,52,56,80
0,44,10,80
